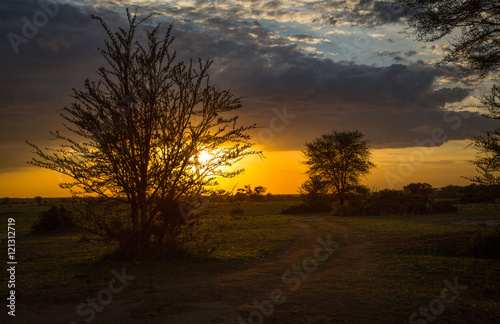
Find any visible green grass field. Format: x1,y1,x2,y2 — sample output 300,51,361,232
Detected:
0,200,297,303
1,200,499,322
331,205,500,323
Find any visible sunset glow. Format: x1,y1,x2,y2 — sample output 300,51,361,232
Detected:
198,151,213,164
0,140,478,198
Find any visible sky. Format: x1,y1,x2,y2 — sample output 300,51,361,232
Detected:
1,0,500,197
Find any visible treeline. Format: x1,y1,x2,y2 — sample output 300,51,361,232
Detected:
282,183,500,216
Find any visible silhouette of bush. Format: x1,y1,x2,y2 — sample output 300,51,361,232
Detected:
280,203,309,215
333,199,367,216
31,206,75,232
430,200,458,214
280,201,331,215
367,189,408,215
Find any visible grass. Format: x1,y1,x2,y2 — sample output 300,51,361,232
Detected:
330,204,500,323
1,200,499,323
0,200,299,303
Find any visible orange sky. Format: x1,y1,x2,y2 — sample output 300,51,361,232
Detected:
0,140,477,198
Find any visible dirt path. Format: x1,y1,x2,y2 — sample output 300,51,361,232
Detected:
16,217,378,324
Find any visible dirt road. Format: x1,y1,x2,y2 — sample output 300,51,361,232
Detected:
17,217,381,324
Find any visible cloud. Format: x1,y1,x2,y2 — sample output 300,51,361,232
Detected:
227,60,471,111
0,0,498,172
320,0,412,27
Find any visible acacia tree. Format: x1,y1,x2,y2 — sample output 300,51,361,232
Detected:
27,11,259,259
467,85,500,184
395,0,500,184
302,130,375,206
396,0,500,76
298,174,330,206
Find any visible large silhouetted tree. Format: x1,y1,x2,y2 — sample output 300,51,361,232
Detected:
396,0,500,184
396,0,500,76
27,10,259,259
302,130,374,206
466,84,500,184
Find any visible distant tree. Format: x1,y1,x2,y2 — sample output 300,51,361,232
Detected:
253,186,267,196
1,197,10,205
299,174,330,205
34,196,42,205
302,130,375,206
215,189,229,201
244,185,253,195
403,182,433,198
396,0,500,185
251,185,267,201
403,182,433,214
26,11,259,259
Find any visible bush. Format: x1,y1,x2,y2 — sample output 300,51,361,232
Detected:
280,203,311,215
430,200,458,214
333,199,366,216
31,206,75,232
280,201,331,215
458,184,500,204
466,228,500,259
367,190,408,215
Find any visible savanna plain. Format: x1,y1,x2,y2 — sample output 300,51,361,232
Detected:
1,198,499,324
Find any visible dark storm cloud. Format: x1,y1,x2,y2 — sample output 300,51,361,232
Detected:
0,0,128,171
0,0,498,171
0,0,128,106
245,108,500,152
323,0,412,27
227,60,470,111
405,50,418,57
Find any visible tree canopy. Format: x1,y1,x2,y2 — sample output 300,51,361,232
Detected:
396,0,500,185
302,130,375,206
27,10,260,259
396,0,500,77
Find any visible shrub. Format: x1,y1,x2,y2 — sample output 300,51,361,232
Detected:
367,190,408,215
333,199,366,216
280,203,311,215
31,206,75,232
280,201,331,215
430,200,458,214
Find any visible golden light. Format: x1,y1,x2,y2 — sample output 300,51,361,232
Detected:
198,150,213,164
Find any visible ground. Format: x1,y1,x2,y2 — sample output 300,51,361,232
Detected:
1,201,499,323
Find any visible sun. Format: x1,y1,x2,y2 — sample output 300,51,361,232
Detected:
198,150,213,163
